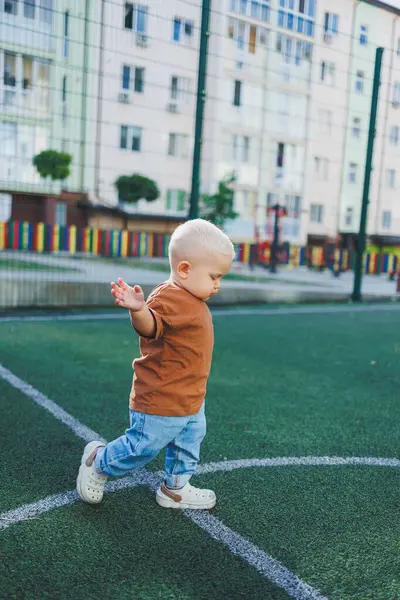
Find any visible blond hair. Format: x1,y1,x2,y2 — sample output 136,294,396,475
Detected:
169,219,235,268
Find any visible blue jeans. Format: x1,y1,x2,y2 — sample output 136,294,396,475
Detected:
94,402,206,489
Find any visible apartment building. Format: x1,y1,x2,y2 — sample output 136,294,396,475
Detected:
2,0,400,246
0,0,96,223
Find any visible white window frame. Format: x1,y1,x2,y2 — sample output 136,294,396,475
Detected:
348,163,357,184
344,206,354,227
314,157,329,181
345,207,353,226
320,61,335,85
386,168,396,189
352,117,361,138
120,125,142,152
382,211,391,230
310,204,324,223
360,25,368,46
230,0,269,21
55,201,67,227
324,12,339,35
355,71,364,94
167,133,189,158
392,82,400,107
124,3,148,33
165,189,187,213
389,125,399,146
121,65,145,93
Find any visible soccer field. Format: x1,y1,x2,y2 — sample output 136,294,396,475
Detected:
1,306,400,600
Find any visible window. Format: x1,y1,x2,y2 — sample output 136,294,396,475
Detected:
55,202,67,227
360,25,368,46
40,0,52,25
231,0,269,21
124,3,147,33
386,168,396,188
397,38,400,57
233,80,242,106
4,0,18,15
352,117,361,138
390,125,399,145
276,35,312,64
324,12,338,35
314,157,329,180
345,207,353,226
22,56,33,90
320,61,335,85
24,0,35,18
348,163,357,183
172,17,193,43
168,133,189,158
120,125,142,151
0,121,17,156
232,134,251,162
355,71,364,94
278,0,315,37
63,11,69,58
170,76,191,102
166,189,187,213
62,75,67,102
121,65,145,92
310,204,324,223
277,142,285,168
4,53,17,87
243,136,250,162
382,211,391,230
392,82,400,107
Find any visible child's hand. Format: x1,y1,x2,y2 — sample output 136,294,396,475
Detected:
111,278,145,312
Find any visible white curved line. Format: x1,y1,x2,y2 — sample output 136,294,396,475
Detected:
197,455,400,474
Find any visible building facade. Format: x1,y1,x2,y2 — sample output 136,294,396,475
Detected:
1,0,400,247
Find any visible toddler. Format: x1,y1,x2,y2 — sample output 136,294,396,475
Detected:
76,219,234,509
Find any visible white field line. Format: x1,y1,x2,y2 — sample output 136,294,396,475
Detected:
1,303,400,323
196,455,400,474
0,363,104,444
187,511,328,600
0,470,159,532
1,366,398,600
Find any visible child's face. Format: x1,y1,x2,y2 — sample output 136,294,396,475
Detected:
175,252,233,301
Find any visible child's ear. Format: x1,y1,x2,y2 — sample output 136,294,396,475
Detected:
177,261,191,279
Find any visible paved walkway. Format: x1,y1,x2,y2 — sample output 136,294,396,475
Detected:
0,252,398,298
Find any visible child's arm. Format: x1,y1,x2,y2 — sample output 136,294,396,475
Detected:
111,278,156,338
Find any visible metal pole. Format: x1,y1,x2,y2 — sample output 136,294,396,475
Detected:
352,47,384,302
270,205,280,274
188,0,211,220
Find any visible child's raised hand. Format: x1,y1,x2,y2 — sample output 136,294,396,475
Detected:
111,278,145,312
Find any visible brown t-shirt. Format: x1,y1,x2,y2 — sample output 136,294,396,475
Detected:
129,282,214,416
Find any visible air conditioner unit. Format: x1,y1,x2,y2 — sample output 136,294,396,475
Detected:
323,32,332,43
167,102,179,113
118,92,132,104
136,33,148,47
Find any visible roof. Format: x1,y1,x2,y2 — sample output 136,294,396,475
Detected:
362,0,400,17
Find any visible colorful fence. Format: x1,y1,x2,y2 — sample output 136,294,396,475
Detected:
1,221,400,273
0,221,170,259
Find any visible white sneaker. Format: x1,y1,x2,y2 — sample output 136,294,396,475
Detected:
156,482,216,510
76,441,108,504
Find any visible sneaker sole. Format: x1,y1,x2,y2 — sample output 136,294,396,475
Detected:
76,441,106,505
156,493,216,510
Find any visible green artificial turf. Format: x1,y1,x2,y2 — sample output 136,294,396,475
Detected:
0,308,400,599
0,381,81,512
0,258,78,272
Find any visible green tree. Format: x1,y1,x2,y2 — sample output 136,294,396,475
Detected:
201,176,239,227
115,174,160,204
32,150,72,181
